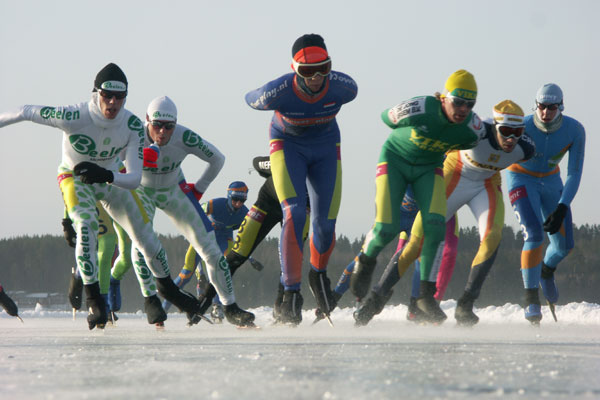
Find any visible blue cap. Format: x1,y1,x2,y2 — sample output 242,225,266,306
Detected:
536,83,564,111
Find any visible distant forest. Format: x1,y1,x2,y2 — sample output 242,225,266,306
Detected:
1,224,599,312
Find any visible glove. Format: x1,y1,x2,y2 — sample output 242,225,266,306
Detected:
543,203,568,234
143,144,160,168
179,182,203,201
73,162,114,185
61,218,77,247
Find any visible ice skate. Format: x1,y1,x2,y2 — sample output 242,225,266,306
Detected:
455,291,479,327
353,289,393,327
156,276,202,325
406,296,427,323
84,282,108,330
540,263,558,321
224,303,256,327
279,290,303,326
524,288,542,325
108,276,122,312
210,303,225,324
416,281,447,324
308,269,337,326
68,268,83,311
0,286,21,321
350,253,376,300
144,295,168,325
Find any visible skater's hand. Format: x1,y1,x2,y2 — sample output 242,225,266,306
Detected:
179,182,203,201
73,162,114,185
61,218,77,247
543,203,568,234
143,144,160,169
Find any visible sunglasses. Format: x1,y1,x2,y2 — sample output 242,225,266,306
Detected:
537,103,559,111
292,58,332,79
150,120,176,130
230,197,246,203
448,96,476,109
497,124,524,139
99,89,127,100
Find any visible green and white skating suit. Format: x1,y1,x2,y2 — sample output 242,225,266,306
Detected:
133,124,235,304
0,93,172,285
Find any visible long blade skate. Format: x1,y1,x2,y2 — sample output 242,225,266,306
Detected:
324,314,334,327
547,301,558,322
72,308,76,321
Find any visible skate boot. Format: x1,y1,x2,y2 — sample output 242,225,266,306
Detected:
540,263,559,304
210,303,225,324
273,282,285,322
308,269,337,320
144,295,168,325
224,303,256,327
156,277,202,325
524,288,542,325
0,285,19,318
68,268,83,310
416,280,447,324
280,290,303,325
353,289,393,326
108,276,122,312
455,291,479,326
350,253,377,301
406,296,427,323
84,282,108,330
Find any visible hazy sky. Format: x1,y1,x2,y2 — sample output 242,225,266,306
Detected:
0,0,597,242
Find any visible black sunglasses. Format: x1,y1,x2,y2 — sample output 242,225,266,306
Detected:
537,103,559,111
99,89,127,100
150,120,176,130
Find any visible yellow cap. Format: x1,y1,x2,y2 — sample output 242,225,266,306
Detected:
493,100,525,127
442,69,477,100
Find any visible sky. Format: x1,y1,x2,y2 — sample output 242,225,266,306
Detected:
0,0,598,242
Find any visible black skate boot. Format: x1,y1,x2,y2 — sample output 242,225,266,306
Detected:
350,253,377,300
416,281,447,324
156,277,202,325
406,296,427,323
144,295,168,325
68,268,83,310
524,288,542,325
308,269,337,322
224,303,256,327
273,282,285,322
280,290,303,325
0,286,19,318
353,289,393,327
455,291,479,326
84,282,108,330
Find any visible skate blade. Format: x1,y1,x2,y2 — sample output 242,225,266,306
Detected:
547,302,558,322
200,315,214,324
312,315,325,325
16,315,24,323
325,315,334,327
72,308,76,321
236,322,261,330
155,322,165,331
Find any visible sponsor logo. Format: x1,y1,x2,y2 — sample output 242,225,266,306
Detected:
100,81,126,91
388,99,425,124
250,80,289,108
128,115,144,132
409,129,459,152
151,110,176,121
376,163,388,177
509,186,527,203
323,102,336,108
40,107,80,121
248,206,266,223
329,72,357,87
77,225,94,277
69,134,125,158
219,257,234,293
182,130,214,157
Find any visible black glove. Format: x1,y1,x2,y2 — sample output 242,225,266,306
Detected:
61,218,77,247
73,162,114,185
543,203,568,234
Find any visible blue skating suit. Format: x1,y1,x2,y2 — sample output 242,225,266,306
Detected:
245,71,357,290
505,114,585,290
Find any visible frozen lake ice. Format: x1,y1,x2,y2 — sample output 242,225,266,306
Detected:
1,301,599,400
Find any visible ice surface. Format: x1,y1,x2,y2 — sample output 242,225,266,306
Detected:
1,302,599,400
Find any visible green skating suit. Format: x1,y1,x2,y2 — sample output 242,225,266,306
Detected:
362,95,484,281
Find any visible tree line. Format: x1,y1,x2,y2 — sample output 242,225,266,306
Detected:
1,224,598,312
